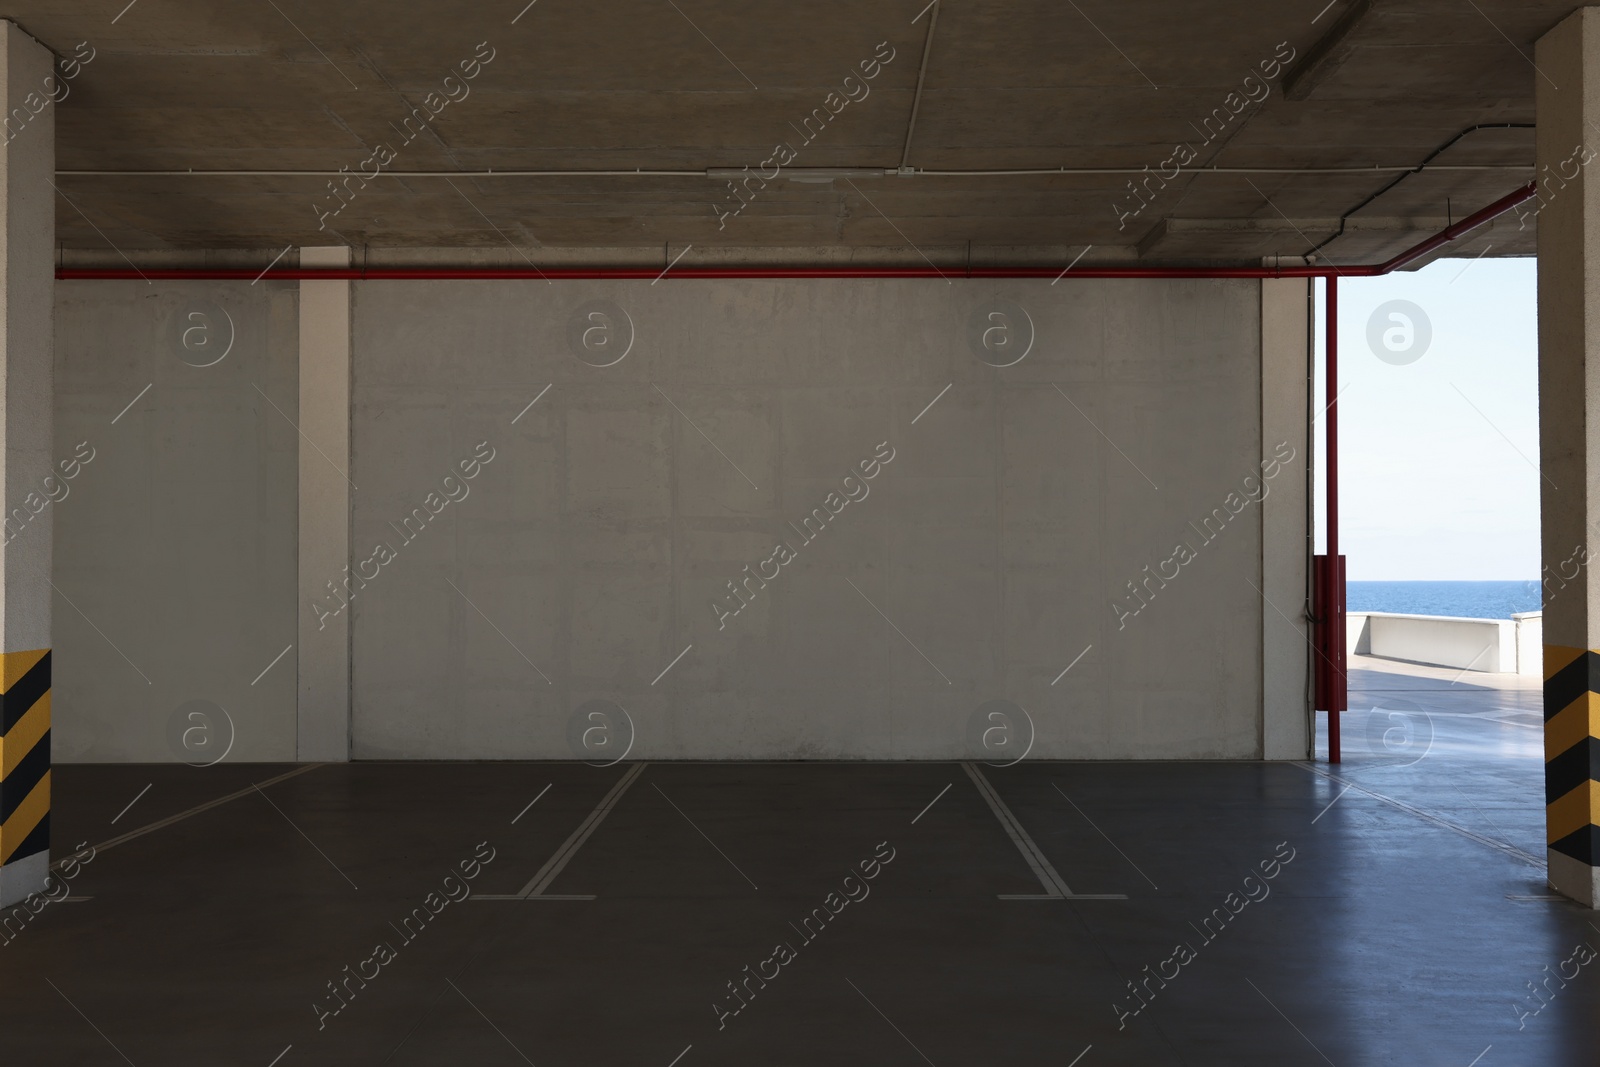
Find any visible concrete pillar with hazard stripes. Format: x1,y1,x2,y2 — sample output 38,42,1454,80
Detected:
1,650,51,904
1542,650,1599,902
0,21,56,908
1537,9,1600,908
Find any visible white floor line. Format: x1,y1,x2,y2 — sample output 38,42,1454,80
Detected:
477,762,649,900
962,762,1126,900
51,764,322,872
1482,717,1541,731
1292,762,1542,868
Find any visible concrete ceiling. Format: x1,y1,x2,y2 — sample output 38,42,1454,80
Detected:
14,0,1574,264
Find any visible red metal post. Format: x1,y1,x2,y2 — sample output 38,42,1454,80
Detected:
1325,276,1346,762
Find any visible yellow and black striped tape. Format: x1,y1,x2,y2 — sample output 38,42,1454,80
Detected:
0,649,50,868
1544,645,1600,867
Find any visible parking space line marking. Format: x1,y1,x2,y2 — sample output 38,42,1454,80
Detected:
1292,761,1541,867
51,763,322,872
962,762,1073,897
1483,716,1540,731
507,762,649,899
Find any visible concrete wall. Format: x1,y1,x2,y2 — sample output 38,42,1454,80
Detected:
51,281,299,762
348,277,1277,759
44,275,1304,762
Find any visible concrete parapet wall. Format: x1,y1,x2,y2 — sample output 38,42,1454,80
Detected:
1348,611,1542,676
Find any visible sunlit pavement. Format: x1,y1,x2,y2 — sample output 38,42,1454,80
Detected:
1325,653,1546,864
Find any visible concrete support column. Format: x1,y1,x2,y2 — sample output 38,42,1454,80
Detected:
0,22,56,908
1261,278,1312,759
296,247,351,761
1536,8,1600,908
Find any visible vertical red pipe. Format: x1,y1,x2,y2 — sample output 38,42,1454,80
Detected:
1326,276,1343,762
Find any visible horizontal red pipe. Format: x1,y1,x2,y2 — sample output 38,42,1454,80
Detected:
1373,180,1536,273
55,181,1535,282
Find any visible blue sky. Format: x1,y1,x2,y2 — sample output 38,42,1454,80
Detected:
1311,257,1539,580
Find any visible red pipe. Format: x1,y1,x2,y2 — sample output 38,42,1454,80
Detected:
54,182,1535,282
1326,277,1343,763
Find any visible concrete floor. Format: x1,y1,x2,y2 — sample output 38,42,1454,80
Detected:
1,657,1594,1066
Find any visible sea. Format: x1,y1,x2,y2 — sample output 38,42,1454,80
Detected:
1345,580,1541,620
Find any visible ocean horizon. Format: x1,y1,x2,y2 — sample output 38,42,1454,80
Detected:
1345,580,1540,620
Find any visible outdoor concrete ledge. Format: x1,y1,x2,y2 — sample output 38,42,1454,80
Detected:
1348,611,1542,675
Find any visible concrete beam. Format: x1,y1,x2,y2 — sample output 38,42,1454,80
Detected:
1284,0,1375,101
